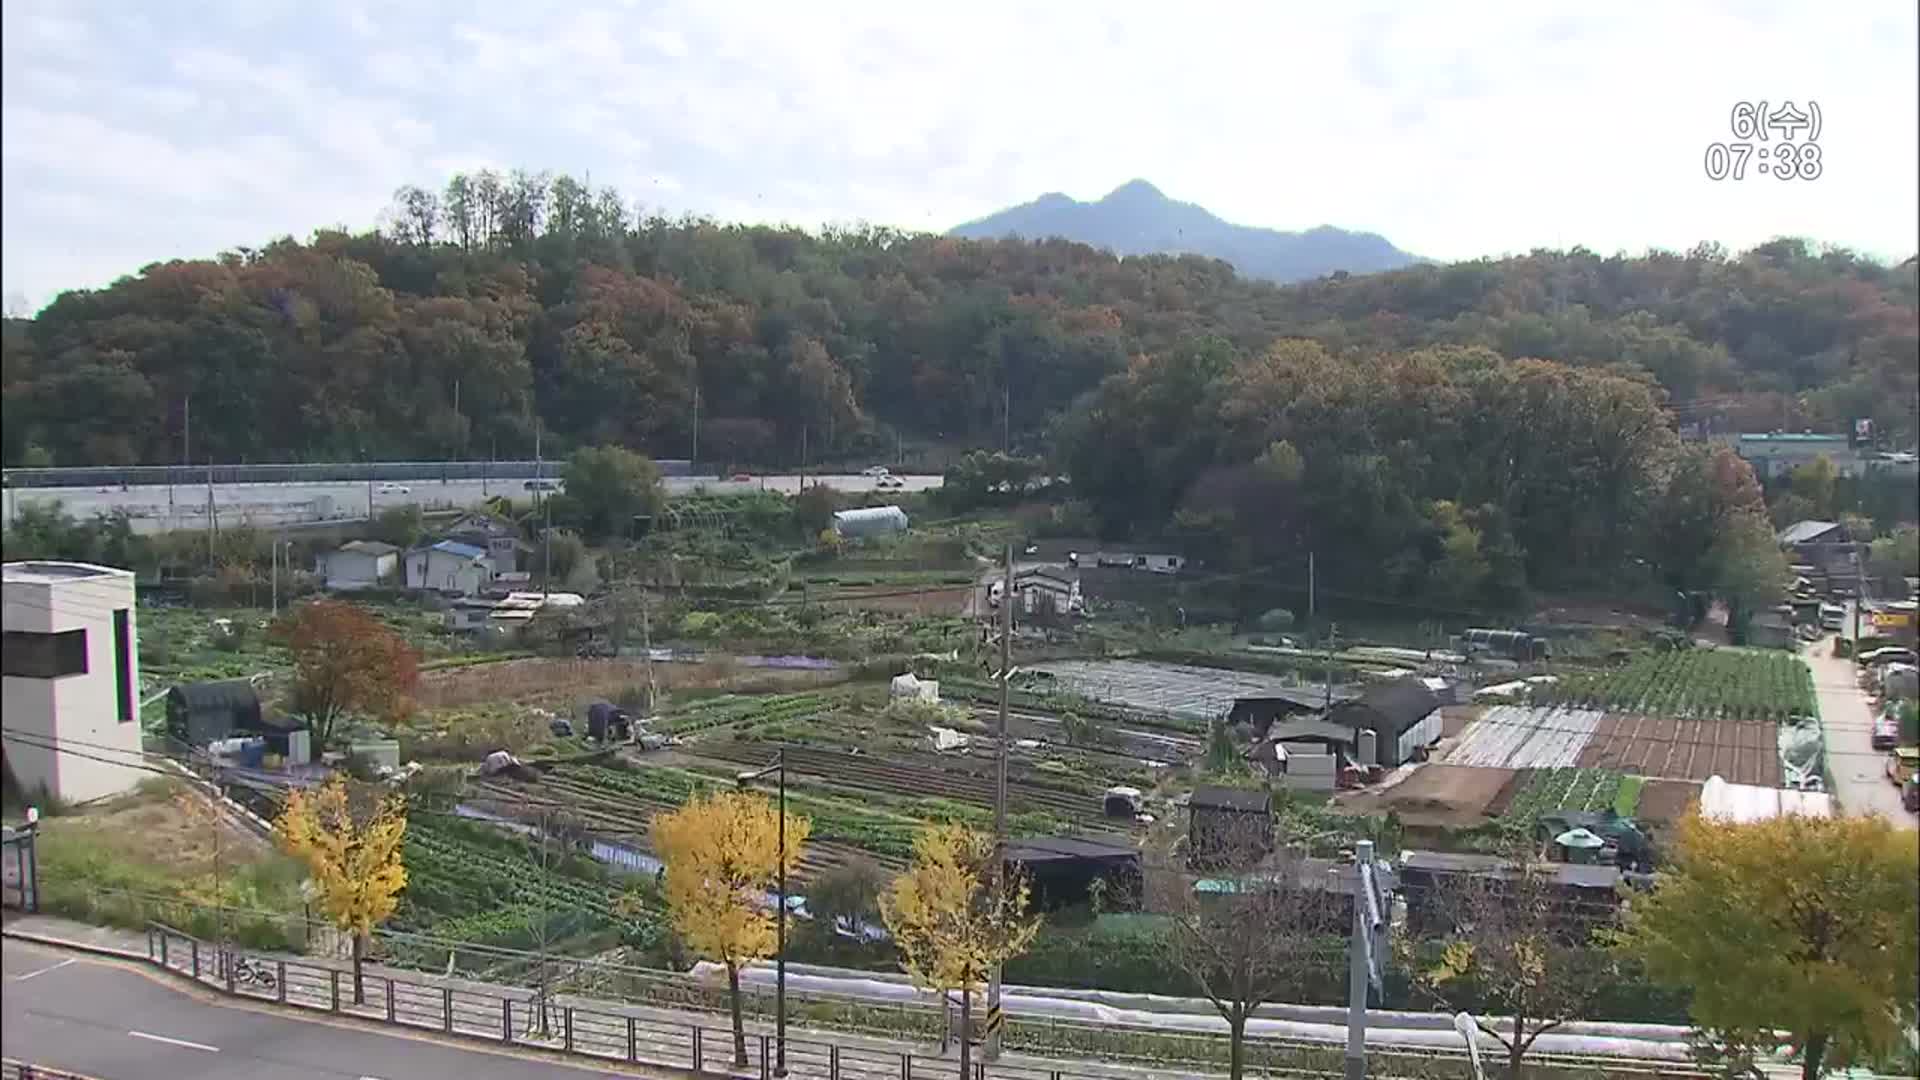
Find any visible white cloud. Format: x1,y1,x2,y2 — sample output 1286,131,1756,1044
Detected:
2,0,1914,309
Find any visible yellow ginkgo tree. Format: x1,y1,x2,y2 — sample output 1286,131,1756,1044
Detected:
274,775,409,1004
880,823,1040,1080
651,790,811,1068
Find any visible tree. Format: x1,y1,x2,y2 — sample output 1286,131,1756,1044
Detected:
1707,510,1790,637
651,790,811,1067
1789,455,1838,520
880,823,1041,1080
274,775,408,1004
561,444,665,541
272,600,420,748
1398,853,1623,1078
1615,813,1920,1080
1149,824,1344,1080
802,858,885,952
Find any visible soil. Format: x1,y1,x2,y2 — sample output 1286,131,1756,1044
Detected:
1335,764,1516,827
1578,714,1780,785
1634,778,1704,825
820,584,971,615
42,782,271,876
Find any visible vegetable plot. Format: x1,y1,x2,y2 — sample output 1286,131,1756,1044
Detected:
1536,649,1816,722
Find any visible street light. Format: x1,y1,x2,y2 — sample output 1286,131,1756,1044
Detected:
735,749,788,1078
1452,1012,1486,1080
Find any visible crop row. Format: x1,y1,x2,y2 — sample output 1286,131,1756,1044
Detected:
1501,768,1625,822
400,817,626,934
652,691,836,736
1535,649,1816,722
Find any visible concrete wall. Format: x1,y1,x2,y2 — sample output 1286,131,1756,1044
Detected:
2,563,144,804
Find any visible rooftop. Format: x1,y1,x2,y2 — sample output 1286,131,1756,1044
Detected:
428,540,490,560
1776,520,1842,545
3,560,133,584
1737,432,1849,443
337,540,401,556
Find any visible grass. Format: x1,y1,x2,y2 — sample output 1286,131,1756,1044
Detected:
34,782,308,948
1614,774,1646,817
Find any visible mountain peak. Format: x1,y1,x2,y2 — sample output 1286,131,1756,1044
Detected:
1102,179,1166,203
949,182,1416,284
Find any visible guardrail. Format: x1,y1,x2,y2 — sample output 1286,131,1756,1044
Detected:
2,1061,95,1080
141,924,1202,1080
1,459,693,488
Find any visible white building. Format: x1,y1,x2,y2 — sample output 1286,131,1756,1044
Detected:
1013,567,1083,617
403,540,495,596
315,540,400,591
2,562,144,804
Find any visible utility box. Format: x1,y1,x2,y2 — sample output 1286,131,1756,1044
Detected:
1356,728,1379,768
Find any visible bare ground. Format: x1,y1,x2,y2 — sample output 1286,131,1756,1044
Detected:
1634,779,1703,825
1335,764,1516,826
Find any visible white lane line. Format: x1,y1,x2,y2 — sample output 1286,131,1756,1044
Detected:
127,1030,220,1053
12,957,77,981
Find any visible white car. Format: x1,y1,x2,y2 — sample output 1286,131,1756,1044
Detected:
523,478,562,492
375,482,411,495
877,475,905,489
861,466,892,478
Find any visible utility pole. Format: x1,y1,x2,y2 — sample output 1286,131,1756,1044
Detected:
206,459,216,572
1308,550,1316,630
985,543,1013,1059
542,486,553,601
1325,621,1339,709
692,382,700,466
270,536,278,619
1851,549,1866,645
1002,384,1011,454
1345,839,1384,1080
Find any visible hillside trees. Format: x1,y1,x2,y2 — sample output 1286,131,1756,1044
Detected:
5,168,1909,475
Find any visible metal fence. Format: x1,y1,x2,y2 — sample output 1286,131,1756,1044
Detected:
3,1061,95,1080
140,923,1162,1080
0,458,694,489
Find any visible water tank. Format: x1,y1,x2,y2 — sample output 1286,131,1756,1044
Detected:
832,505,909,538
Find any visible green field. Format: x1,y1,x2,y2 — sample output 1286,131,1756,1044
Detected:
1534,648,1816,722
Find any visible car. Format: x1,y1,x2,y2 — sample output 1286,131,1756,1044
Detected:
523,478,562,492
1872,713,1901,750
375,482,411,495
860,466,891,478
878,475,905,489
730,473,753,482
1860,647,1918,668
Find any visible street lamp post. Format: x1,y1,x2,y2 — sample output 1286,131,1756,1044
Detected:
1452,1012,1486,1080
736,749,788,1078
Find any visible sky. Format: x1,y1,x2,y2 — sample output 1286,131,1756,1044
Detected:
3,0,1916,312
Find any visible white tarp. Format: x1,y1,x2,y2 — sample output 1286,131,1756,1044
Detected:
1699,775,1834,823
928,726,970,752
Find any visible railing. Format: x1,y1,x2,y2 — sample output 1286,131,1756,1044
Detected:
140,923,1201,1080
3,1061,96,1080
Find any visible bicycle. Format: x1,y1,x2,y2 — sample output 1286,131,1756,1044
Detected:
230,955,278,992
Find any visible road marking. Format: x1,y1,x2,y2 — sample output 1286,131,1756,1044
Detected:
127,1030,220,1052
12,957,77,981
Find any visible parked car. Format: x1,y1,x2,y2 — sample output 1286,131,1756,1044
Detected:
524,478,562,492
1860,647,1918,668
375,482,411,495
730,473,753,482
1819,604,1847,631
1871,713,1901,750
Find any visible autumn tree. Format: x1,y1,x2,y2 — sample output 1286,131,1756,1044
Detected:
274,775,409,1003
1707,510,1791,640
561,444,665,541
1397,853,1623,1078
272,600,420,748
1615,814,1920,1080
880,823,1041,1080
1148,820,1344,1080
651,790,811,1067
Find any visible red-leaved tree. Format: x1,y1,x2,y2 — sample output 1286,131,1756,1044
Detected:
272,600,420,748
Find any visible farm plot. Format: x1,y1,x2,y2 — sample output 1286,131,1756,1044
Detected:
1486,768,1627,819
398,815,628,947
1336,764,1515,826
1534,649,1816,723
1443,707,1603,769
1031,659,1346,724
1576,714,1780,785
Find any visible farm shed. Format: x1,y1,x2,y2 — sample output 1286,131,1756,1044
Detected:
1326,679,1443,767
166,679,263,746
1013,567,1082,618
1746,613,1796,649
1005,837,1142,912
831,505,909,539
1187,786,1272,870
1227,690,1342,737
314,540,399,591
165,681,311,763
1396,850,1632,935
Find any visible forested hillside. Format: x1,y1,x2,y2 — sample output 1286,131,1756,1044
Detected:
3,169,1913,476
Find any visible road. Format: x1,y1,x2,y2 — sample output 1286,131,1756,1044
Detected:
1806,620,1915,827
4,473,941,535
2,939,647,1080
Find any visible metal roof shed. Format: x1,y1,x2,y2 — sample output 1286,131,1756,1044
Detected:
166,679,263,747
832,505,909,538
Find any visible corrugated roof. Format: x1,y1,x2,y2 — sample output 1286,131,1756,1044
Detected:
1738,432,1847,443
1328,678,1441,736
1776,520,1842,545
167,679,260,712
338,540,400,556
429,540,489,560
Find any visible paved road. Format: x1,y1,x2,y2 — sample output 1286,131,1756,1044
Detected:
1806,620,1915,827
4,473,941,535
1,939,647,1080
